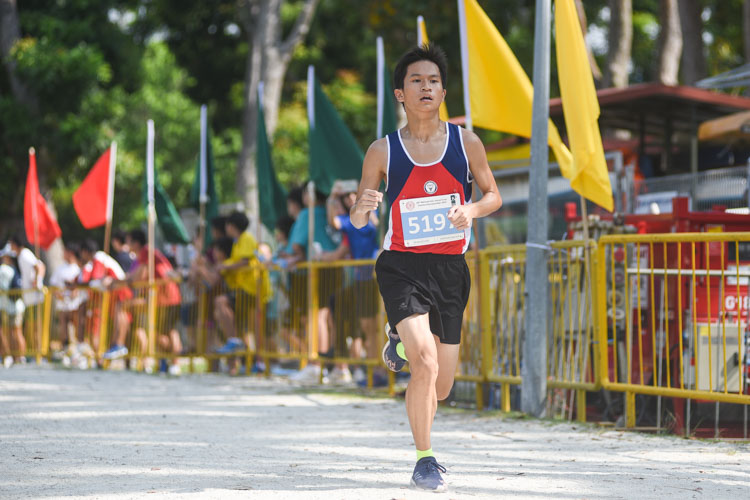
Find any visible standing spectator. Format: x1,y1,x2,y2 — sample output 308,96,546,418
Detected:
111,230,134,273
7,233,45,358
0,244,24,367
328,181,382,385
282,183,342,383
78,239,131,358
49,241,82,351
8,233,45,310
126,229,183,375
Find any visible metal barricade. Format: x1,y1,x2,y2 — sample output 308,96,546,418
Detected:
0,287,50,363
597,232,750,434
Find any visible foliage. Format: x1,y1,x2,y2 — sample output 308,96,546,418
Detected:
3,0,750,243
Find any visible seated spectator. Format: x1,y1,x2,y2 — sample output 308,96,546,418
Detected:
126,229,183,376
0,244,24,367
213,211,272,372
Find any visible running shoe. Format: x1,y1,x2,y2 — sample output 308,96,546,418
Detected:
410,457,447,492
214,337,244,354
3,355,13,369
102,344,128,360
328,367,353,385
382,323,406,372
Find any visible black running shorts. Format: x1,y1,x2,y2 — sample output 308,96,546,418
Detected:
375,250,470,345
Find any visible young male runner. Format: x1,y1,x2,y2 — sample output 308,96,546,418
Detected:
351,44,502,491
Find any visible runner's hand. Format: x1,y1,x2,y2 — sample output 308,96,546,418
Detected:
354,189,383,214
447,205,473,231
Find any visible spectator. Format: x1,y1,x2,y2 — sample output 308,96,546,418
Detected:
8,232,45,310
78,238,131,359
0,244,24,367
282,183,343,383
126,229,183,376
328,180,382,385
49,241,82,350
213,211,271,373
286,185,305,221
111,230,134,272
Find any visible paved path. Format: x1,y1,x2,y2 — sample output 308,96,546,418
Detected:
1,365,748,499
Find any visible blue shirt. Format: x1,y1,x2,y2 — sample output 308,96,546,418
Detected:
336,215,378,260
288,206,337,257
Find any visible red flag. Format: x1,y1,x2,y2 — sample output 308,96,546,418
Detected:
24,148,62,250
73,147,112,229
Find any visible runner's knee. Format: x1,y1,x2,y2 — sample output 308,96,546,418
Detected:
410,349,439,381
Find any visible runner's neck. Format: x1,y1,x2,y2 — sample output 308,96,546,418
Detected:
401,115,444,144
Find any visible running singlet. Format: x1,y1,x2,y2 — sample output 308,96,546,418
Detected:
383,122,472,254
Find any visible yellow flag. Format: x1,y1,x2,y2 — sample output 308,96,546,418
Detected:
459,0,572,173
555,0,613,211
417,15,450,122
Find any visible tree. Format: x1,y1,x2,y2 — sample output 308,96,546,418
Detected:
235,0,319,225
604,0,632,88
656,0,682,85
679,0,706,85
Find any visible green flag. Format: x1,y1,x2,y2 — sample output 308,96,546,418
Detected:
307,66,364,194
144,163,190,245
257,84,288,232
377,37,398,139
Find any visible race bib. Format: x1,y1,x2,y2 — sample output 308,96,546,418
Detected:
399,193,465,247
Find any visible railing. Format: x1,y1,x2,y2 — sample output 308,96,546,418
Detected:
2,234,749,436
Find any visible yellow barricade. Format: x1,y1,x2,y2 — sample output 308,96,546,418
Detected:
597,232,750,431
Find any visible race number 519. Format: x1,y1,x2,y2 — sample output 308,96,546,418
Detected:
406,213,454,234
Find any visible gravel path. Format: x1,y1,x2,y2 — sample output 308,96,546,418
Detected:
1,365,748,499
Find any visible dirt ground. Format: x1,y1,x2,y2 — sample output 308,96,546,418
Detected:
1,365,749,499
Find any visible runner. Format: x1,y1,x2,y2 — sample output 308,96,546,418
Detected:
350,43,502,491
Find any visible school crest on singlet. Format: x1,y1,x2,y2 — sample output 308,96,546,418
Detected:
383,122,473,255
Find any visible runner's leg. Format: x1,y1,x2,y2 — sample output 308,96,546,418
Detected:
397,313,438,451
435,341,460,401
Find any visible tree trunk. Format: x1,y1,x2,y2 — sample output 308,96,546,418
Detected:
575,0,602,82
236,0,319,231
0,0,37,113
656,0,682,86
604,0,632,88
679,0,706,85
744,0,750,63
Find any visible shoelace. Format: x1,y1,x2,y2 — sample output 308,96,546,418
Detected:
424,460,446,475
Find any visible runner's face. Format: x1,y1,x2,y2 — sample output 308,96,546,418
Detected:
398,60,445,113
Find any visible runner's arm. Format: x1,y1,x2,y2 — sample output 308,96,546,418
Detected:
351,139,386,229
447,130,502,229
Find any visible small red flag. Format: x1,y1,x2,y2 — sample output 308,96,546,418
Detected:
73,147,112,229
24,148,62,250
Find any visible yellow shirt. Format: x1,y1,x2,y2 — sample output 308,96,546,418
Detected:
222,232,272,303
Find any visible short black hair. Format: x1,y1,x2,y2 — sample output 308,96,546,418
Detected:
287,186,304,207
128,228,147,247
81,238,99,255
226,211,249,233
112,230,127,245
393,43,448,91
210,216,227,233
8,231,27,247
212,236,234,258
64,240,81,255
275,215,295,239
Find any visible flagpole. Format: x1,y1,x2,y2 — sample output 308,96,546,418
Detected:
417,16,425,46
375,37,388,245
29,148,40,259
199,105,208,247
306,65,318,361
103,141,117,254
146,120,157,358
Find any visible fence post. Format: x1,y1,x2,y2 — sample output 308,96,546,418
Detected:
98,290,111,359
576,389,587,422
40,288,52,361
596,240,609,387
479,250,493,410
625,391,636,428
